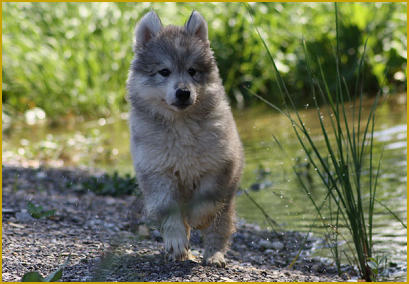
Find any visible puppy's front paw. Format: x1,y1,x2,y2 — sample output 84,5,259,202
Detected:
165,247,195,262
162,217,190,261
164,234,190,261
203,251,226,268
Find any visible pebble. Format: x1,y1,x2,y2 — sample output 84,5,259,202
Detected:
271,241,284,250
15,212,34,223
259,239,273,249
258,239,284,251
151,229,162,241
36,171,47,179
3,208,17,214
264,249,275,254
173,270,183,277
138,225,150,238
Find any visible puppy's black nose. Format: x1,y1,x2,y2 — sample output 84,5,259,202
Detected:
175,89,190,102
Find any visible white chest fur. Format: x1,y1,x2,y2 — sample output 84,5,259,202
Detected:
130,113,229,186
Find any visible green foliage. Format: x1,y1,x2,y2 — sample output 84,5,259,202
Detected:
21,257,69,282
22,272,46,282
27,201,56,219
81,171,137,196
367,255,388,281
2,3,406,120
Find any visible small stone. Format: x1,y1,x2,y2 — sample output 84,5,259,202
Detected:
138,225,150,238
173,270,183,277
151,229,162,241
36,171,47,179
190,249,200,257
259,239,273,249
264,249,275,254
70,216,82,223
104,196,117,206
15,211,34,222
2,208,16,214
103,222,118,231
271,241,284,250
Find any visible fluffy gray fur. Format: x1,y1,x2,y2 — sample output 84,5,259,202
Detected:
127,10,244,267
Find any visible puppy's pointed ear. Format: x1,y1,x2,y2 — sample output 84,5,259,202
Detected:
135,11,162,47
185,11,208,43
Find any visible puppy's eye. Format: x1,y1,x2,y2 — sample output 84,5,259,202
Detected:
158,69,171,77
188,68,196,77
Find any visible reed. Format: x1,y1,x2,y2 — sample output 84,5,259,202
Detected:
248,3,405,281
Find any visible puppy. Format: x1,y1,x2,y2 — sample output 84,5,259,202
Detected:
127,10,244,267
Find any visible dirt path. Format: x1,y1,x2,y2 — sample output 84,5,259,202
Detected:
2,165,352,281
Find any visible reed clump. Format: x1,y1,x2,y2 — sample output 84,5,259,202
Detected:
248,3,406,281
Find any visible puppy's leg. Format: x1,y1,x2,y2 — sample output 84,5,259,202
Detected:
201,201,235,268
161,208,192,261
187,165,240,267
187,173,230,230
138,172,190,261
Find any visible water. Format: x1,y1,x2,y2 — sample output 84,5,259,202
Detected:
233,96,407,280
3,95,407,280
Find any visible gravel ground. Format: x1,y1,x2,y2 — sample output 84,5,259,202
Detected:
2,165,355,282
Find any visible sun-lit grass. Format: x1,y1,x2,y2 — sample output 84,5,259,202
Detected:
2,3,406,121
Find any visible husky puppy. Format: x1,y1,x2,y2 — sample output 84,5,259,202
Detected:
127,10,244,267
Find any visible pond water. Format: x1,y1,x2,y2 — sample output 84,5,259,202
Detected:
3,94,407,280
234,95,407,281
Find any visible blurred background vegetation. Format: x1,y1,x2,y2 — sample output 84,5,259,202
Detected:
2,2,407,122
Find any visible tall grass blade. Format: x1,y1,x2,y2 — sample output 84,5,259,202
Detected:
242,189,279,230
375,199,407,229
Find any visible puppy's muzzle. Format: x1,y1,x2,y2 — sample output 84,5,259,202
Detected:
173,88,192,109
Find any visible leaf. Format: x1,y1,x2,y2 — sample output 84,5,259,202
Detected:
44,255,70,282
27,202,43,219
367,261,377,270
27,202,56,219
21,272,44,282
21,253,69,282
44,268,63,282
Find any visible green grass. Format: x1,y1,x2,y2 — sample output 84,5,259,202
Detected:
80,171,138,197
248,3,406,281
2,3,406,121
